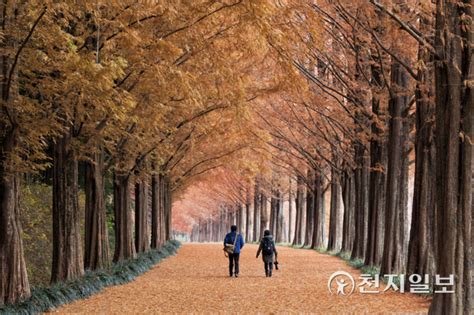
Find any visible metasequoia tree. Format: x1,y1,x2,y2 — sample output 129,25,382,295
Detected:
429,1,472,313
1,1,471,313
0,1,66,304
0,2,34,302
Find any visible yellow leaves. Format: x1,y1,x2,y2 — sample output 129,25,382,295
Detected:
156,39,183,61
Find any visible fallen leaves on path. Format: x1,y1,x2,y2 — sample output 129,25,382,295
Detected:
53,244,430,314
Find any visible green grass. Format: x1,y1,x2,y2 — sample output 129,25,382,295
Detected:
0,240,180,315
361,265,380,278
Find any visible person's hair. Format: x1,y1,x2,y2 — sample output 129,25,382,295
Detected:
231,225,237,232
264,229,271,236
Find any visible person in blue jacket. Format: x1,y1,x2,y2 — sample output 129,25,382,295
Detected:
224,225,244,277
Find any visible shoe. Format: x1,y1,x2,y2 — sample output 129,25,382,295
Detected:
235,274,239,278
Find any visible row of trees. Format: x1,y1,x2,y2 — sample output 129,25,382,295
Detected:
1,0,319,307
189,1,472,314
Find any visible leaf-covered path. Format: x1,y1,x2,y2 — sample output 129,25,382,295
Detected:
54,244,430,314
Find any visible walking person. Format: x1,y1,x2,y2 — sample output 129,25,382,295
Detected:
256,230,278,277
223,225,244,277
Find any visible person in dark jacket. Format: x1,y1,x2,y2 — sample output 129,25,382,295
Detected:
256,230,278,277
224,225,244,277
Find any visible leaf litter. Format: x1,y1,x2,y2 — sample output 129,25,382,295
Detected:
53,244,430,314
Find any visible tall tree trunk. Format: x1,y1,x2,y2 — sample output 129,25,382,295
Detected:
351,140,370,260
164,175,172,241
0,4,30,305
245,187,251,242
197,219,202,242
231,206,236,225
276,189,284,243
271,185,281,238
304,170,314,246
160,174,167,243
429,1,472,313
293,175,304,245
237,203,243,233
51,132,84,283
341,170,355,252
113,172,135,262
288,177,293,243
84,147,109,270
365,93,387,267
270,190,275,235
253,178,260,242
381,60,409,275
312,171,325,248
328,168,342,251
0,169,30,305
364,0,388,268
407,31,436,281
398,117,410,271
135,178,149,253
151,174,162,248
260,192,268,239
351,38,371,261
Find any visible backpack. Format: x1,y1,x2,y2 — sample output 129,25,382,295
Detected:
262,237,274,255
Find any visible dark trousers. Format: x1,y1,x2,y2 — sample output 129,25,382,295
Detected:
264,261,273,276
228,253,240,276
262,254,274,277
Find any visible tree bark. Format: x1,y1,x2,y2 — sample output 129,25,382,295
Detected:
0,169,30,305
351,38,371,261
270,185,282,238
160,174,167,243
253,178,260,242
163,175,172,241
135,178,150,253
51,132,84,283
429,1,472,313
304,170,314,246
351,139,370,260
328,168,342,251
276,189,284,243
84,147,110,270
341,170,355,252
381,60,409,275
151,174,162,248
312,171,325,249
245,187,251,242
288,177,293,243
236,203,243,233
113,172,135,262
0,12,30,302
260,192,269,239
407,32,436,281
293,175,304,245
365,89,387,267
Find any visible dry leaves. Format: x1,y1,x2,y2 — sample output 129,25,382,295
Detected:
53,244,430,314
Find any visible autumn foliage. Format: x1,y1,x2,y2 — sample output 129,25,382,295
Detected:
0,0,472,314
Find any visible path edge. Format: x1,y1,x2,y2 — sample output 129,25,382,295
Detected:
0,240,181,315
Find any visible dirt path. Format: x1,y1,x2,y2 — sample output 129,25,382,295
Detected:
54,244,430,314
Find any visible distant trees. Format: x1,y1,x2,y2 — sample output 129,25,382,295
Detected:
192,0,472,313
0,0,471,313
0,0,284,306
